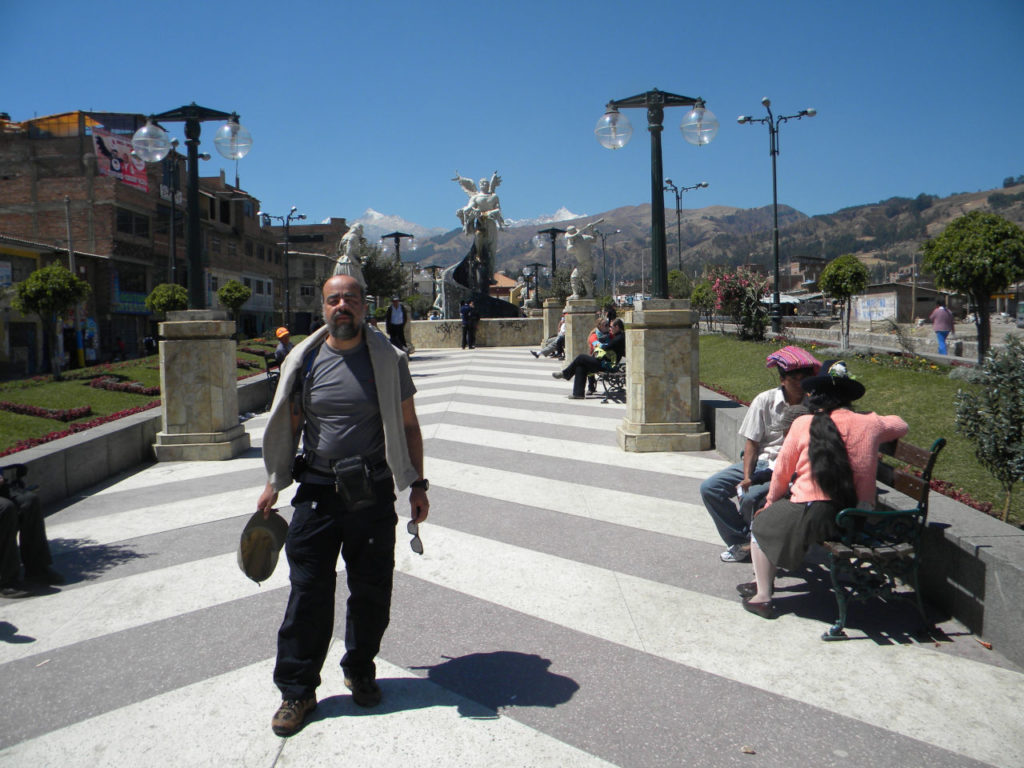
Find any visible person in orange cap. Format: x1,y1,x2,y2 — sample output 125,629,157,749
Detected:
274,327,294,365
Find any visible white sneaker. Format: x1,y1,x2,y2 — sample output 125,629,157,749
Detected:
720,544,751,563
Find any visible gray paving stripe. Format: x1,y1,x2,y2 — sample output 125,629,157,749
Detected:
0,572,988,768
420,408,621,445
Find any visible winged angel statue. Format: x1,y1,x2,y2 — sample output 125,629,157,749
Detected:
452,170,506,292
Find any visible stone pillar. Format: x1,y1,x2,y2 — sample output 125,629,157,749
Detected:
617,298,710,453
542,298,561,343
564,298,598,361
154,309,251,461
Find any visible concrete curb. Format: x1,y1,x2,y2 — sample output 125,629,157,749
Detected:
700,387,1024,667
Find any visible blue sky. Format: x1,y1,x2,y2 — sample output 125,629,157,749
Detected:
6,0,1022,232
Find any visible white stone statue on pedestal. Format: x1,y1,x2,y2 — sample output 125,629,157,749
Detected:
565,219,602,298
334,222,366,286
453,170,505,292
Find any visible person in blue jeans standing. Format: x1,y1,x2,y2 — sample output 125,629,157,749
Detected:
699,346,820,563
929,298,955,355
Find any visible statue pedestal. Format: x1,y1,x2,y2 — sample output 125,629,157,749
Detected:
154,310,251,461
542,298,562,343
617,298,710,453
564,298,598,361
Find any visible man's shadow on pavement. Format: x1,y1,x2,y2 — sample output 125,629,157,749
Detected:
314,651,579,723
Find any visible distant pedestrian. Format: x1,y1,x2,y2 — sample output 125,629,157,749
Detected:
385,296,410,351
461,299,479,349
929,298,955,355
274,327,294,365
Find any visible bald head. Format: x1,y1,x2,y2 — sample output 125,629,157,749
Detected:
322,274,367,344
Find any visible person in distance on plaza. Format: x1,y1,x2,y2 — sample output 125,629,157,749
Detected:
273,327,294,365
256,274,429,737
552,317,625,399
532,311,566,359
384,295,410,351
460,298,479,349
928,297,955,355
739,360,908,619
699,346,821,564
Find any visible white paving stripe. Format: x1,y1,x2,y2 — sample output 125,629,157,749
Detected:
396,525,1022,768
417,400,623,431
427,457,722,544
428,422,727,479
0,656,616,768
4,516,1020,766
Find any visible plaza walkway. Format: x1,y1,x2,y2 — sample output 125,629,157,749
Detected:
1,347,1021,768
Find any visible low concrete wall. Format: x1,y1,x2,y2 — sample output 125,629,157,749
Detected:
409,318,542,349
12,373,270,509
700,387,1024,667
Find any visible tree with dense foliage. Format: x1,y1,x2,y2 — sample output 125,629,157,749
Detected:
358,242,406,303
708,266,768,341
690,281,716,331
216,279,252,337
921,211,1024,363
819,253,870,350
955,336,1024,522
13,263,91,380
667,269,693,299
145,283,188,314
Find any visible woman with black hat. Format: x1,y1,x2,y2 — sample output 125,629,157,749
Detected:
740,360,909,619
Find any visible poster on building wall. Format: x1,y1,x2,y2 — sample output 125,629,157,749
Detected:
93,129,148,192
854,293,897,322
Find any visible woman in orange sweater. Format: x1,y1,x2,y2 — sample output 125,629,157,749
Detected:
740,360,909,619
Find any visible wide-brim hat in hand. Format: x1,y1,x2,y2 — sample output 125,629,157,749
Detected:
238,510,289,583
801,359,866,402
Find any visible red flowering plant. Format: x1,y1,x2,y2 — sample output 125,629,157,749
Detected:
0,402,92,422
0,400,161,457
708,266,769,341
88,377,160,396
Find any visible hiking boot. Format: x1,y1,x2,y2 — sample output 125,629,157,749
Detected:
344,673,382,708
0,581,33,599
271,698,317,736
720,544,751,563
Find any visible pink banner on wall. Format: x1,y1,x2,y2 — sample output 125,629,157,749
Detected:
93,129,148,191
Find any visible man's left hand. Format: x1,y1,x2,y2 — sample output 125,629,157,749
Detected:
410,487,429,524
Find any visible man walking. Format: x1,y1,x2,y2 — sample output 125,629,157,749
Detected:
929,297,955,355
384,296,410,351
460,299,479,349
257,274,430,737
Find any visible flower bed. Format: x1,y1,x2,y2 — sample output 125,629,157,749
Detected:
0,402,92,422
0,400,161,457
89,377,160,396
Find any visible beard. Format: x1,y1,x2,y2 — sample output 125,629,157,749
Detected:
327,310,362,340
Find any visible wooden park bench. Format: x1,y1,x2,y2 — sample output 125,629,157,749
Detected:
264,354,280,409
820,437,946,640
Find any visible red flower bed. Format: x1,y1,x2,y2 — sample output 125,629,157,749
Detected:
0,400,161,457
0,402,93,422
89,377,160,396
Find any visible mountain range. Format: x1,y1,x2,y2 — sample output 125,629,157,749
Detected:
368,183,1024,285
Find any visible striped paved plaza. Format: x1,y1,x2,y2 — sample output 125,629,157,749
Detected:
1,348,1021,768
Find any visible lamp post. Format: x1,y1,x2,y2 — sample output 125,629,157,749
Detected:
596,89,717,300
663,179,708,272
593,227,621,296
381,231,414,264
259,207,306,327
421,264,443,306
131,104,252,309
537,227,566,279
738,98,816,333
523,262,545,307
161,139,183,285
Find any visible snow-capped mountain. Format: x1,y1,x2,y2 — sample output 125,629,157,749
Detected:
504,206,586,227
352,209,448,242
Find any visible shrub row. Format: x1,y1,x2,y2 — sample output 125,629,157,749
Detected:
0,401,161,458
89,377,160,396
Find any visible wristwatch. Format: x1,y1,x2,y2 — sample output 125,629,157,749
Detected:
411,478,429,491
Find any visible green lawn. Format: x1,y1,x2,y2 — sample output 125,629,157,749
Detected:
699,334,1019,527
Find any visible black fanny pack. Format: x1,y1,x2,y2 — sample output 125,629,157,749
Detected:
294,454,384,512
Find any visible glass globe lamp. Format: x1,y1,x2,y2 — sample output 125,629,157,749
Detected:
213,117,253,160
131,119,172,163
681,104,719,146
595,108,632,150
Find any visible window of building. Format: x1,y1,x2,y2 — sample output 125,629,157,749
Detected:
255,280,264,295
228,241,237,257
115,208,150,238
244,277,252,289
219,199,231,224
245,241,253,258
300,284,315,297
257,245,265,261
210,275,219,291
275,250,281,265
211,236,221,254
243,201,255,218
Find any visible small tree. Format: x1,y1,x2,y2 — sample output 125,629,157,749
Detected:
955,335,1024,522
819,253,869,350
667,269,693,299
217,279,252,338
690,281,716,331
358,242,406,303
921,211,1024,364
709,266,768,341
12,263,91,380
145,283,188,314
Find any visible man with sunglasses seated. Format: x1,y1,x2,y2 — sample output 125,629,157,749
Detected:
256,273,429,737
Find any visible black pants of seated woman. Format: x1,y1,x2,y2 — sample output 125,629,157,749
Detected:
561,354,603,397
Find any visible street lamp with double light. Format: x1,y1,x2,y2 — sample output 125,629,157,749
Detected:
663,179,708,272
593,227,621,296
259,206,306,327
595,89,717,300
738,97,816,332
537,227,566,280
381,231,414,263
131,104,252,309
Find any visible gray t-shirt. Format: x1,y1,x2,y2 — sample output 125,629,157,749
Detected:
301,338,415,472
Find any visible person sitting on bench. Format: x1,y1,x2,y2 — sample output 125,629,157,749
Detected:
0,467,63,598
552,318,625,399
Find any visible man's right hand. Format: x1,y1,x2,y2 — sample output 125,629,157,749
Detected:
257,483,279,519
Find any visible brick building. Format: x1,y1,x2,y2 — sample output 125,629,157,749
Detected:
0,110,291,375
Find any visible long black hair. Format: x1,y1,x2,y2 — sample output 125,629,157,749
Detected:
806,390,858,510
